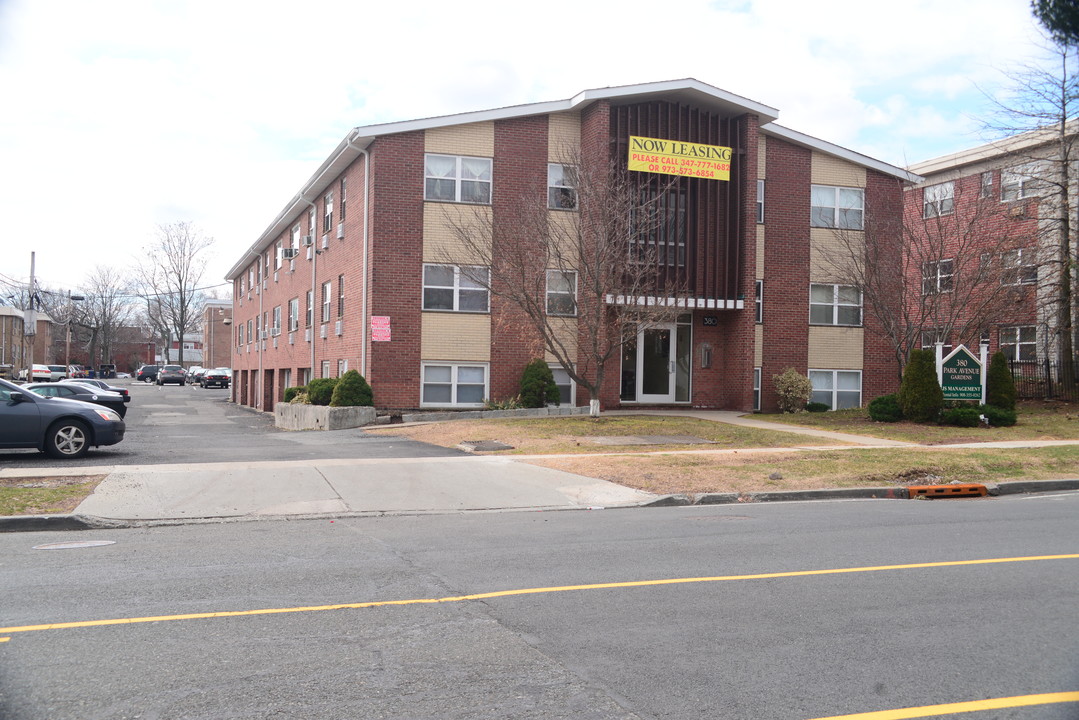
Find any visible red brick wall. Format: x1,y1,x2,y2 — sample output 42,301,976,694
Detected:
760,137,812,411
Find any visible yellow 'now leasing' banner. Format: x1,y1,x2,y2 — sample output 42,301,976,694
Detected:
628,135,732,181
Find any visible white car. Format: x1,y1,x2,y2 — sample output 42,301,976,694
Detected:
17,364,52,382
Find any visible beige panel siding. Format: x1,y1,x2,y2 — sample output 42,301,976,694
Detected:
808,326,864,369
544,317,579,362
757,134,767,178
422,313,491,361
548,113,581,162
809,227,863,281
425,123,495,157
423,204,493,263
811,152,866,187
755,325,763,367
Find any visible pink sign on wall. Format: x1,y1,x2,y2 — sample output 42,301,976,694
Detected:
371,316,391,342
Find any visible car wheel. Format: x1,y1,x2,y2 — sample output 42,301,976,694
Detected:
180,381,185,386
44,420,90,459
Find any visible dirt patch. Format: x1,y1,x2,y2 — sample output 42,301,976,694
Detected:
0,475,106,515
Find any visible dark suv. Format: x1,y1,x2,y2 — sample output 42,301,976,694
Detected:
137,365,160,383
156,365,187,386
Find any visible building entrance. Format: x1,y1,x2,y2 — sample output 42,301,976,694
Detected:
620,317,692,404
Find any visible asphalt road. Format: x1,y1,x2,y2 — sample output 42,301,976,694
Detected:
0,379,460,467
1,493,1077,719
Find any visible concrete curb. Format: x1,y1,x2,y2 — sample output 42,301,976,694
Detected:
0,514,132,533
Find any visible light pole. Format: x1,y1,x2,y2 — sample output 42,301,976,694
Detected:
64,291,85,372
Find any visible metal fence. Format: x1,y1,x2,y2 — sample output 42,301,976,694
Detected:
1009,360,1079,402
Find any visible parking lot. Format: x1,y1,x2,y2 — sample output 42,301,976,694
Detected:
0,380,459,468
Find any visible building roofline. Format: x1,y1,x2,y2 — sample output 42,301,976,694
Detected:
908,120,1079,176
761,123,922,183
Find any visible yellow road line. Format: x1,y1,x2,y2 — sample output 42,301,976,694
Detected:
806,691,1079,719
0,638,9,643
1,554,1076,636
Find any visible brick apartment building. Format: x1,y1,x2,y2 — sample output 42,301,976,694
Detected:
226,79,916,414
906,125,1077,370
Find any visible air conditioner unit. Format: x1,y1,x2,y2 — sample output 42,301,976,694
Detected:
273,271,278,283
255,286,260,295
288,332,295,345
1010,204,1025,218
270,328,281,337
306,247,313,261
320,324,328,339
272,337,278,349
282,248,298,259
321,235,329,250
302,235,314,246
336,223,345,239
335,320,343,336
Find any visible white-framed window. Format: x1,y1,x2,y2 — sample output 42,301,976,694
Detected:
424,154,492,204
548,363,575,406
1002,248,1037,285
274,240,283,270
980,171,993,198
422,264,490,312
922,259,954,294
421,362,488,407
305,290,313,327
809,369,862,410
246,319,252,344
921,329,953,357
546,270,577,316
753,367,761,411
337,359,348,376
282,369,292,391
272,305,281,333
337,275,345,317
1000,325,1037,362
321,281,332,323
291,224,301,251
811,185,864,230
308,207,316,236
323,191,333,232
288,298,299,332
756,179,765,223
809,284,862,326
301,368,311,386
548,164,577,210
321,360,331,378
755,280,763,324
238,324,245,346
1001,164,1040,201
923,181,954,218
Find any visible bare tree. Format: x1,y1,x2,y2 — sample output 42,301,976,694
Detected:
983,37,1078,388
824,185,1027,379
77,266,134,371
442,157,687,416
135,222,213,366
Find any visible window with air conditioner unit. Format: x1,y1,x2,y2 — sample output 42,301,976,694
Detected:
335,320,343,336
302,235,313,246
337,223,345,239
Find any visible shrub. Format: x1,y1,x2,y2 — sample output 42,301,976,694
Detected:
941,406,981,427
805,402,830,413
773,368,813,413
986,351,1017,411
519,359,560,408
330,370,374,407
484,395,522,410
979,404,1017,427
898,349,943,423
306,377,338,406
283,386,305,403
289,391,309,405
867,394,903,422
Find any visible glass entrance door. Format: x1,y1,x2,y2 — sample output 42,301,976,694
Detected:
638,324,676,403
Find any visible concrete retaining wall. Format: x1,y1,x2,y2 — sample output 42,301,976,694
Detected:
275,403,377,431
400,406,591,423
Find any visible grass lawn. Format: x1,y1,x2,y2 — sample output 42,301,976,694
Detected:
367,401,1079,496
0,476,106,516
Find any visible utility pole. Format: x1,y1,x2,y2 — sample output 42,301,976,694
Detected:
23,252,37,379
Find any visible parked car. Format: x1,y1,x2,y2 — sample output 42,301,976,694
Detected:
0,377,126,458
156,365,187,386
24,382,128,418
47,365,69,381
137,365,160,383
61,378,132,403
68,365,87,379
17,364,52,382
98,364,117,379
188,366,206,385
200,368,231,389
116,372,131,379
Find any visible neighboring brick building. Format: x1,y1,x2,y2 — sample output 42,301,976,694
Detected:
226,79,914,413
906,125,1076,371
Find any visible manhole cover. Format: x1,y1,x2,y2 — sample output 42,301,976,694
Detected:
33,540,116,551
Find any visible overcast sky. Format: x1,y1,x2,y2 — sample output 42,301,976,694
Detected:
0,0,1057,297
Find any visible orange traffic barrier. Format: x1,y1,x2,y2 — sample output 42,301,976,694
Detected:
908,484,988,499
